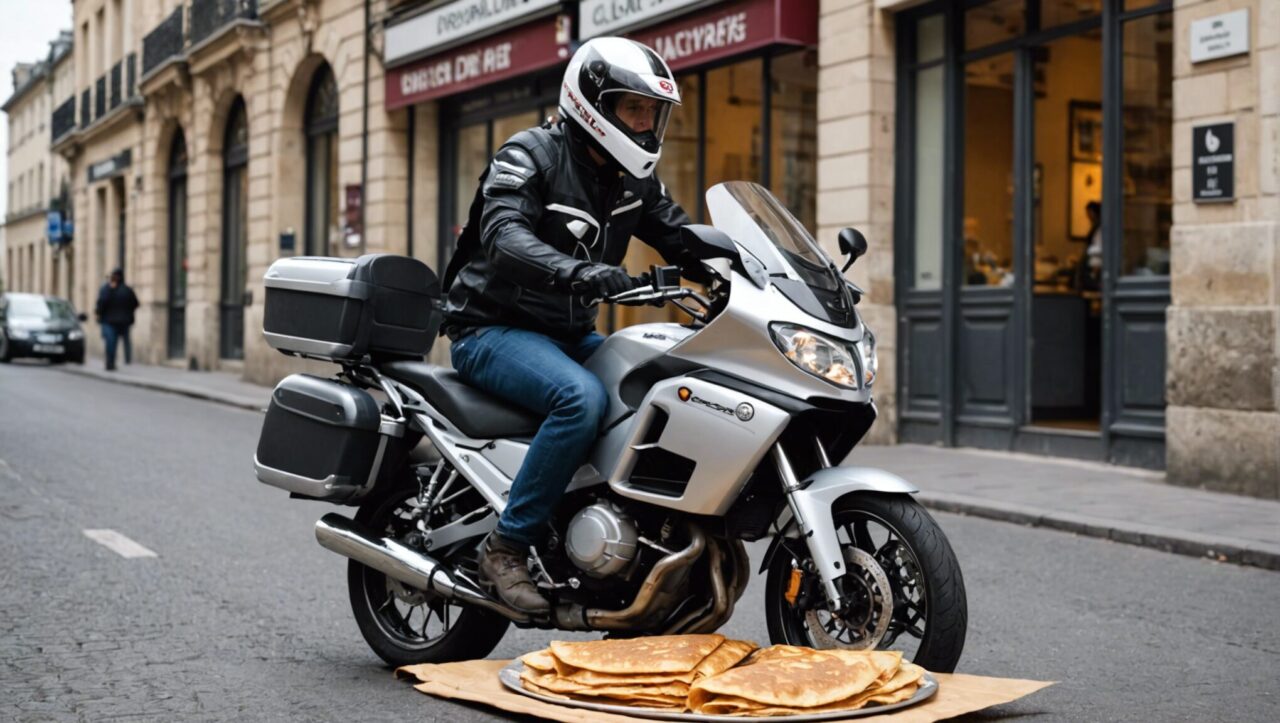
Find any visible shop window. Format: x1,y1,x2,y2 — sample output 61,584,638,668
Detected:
492,111,540,150
917,14,945,64
965,0,1024,50
1039,0,1101,30
1124,0,1165,9
1033,29,1103,293
1120,12,1172,277
913,63,945,290
962,52,1015,286
452,122,488,238
769,51,818,235
305,65,339,256
705,58,763,193
662,73,700,219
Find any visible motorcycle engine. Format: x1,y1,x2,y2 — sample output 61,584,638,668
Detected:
565,502,638,578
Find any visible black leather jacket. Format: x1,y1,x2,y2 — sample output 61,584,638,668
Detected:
444,121,698,340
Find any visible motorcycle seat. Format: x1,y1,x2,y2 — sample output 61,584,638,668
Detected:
379,361,542,439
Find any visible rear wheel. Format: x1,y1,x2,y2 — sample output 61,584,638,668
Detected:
764,493,967,672
347,479,508,667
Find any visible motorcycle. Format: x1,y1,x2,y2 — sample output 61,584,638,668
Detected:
253,180,967,671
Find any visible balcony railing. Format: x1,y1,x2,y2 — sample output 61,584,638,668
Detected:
52,96,76,141
143,7,185,77
190,0,257,49
110,61,122,109
95,76,106,119
80,88,90,128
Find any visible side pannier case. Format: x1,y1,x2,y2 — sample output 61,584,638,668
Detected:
254,374,401,502
262,254,441,362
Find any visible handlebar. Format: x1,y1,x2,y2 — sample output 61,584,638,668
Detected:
603,284,713,323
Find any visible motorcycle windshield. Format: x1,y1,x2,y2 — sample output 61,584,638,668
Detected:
705,181,855,327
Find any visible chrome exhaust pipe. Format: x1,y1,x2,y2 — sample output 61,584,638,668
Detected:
314,513,530,623
586,523,706,629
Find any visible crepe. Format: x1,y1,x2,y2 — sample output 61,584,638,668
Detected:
520,634,757,710
549,634,726,674
519,637,929,716
689,647,880,711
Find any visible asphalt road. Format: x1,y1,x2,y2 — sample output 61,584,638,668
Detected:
1,362,1277,721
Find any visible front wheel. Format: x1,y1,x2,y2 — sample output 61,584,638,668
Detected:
347,482,509,667
764,493,967,672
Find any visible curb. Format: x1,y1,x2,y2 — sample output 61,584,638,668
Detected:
56,364,268,413
917,491,1280,572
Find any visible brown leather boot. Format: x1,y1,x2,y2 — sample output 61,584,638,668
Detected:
478,533,550,615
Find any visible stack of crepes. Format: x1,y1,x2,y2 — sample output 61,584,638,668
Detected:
518,636,928,716
519,633,757,710
687,644,927,716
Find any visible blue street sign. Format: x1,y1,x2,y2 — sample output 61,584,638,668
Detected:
47,211,63,243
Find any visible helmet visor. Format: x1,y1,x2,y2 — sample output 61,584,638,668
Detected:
601,90,674,154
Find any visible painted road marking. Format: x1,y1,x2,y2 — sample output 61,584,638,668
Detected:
83,529,158,559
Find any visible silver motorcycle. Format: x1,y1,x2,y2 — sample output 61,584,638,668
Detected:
253,180,967,671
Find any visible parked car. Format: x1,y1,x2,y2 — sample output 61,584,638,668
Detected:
0,292,87,364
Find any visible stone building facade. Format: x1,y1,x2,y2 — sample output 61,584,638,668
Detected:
7,0,1278,497
2,32,74,298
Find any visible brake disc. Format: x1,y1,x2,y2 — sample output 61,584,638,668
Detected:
804,547,894,649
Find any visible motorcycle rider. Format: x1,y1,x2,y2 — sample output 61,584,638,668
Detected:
441,37,707,614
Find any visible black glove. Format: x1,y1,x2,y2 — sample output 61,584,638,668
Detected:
571,263,639,298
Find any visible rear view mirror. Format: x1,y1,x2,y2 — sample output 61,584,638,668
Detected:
838,228,868,273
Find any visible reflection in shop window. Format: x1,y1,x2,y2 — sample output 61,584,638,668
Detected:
1122,12,1172,277
453,122,488,240
705,58,763,192
1039,0,1102,30
662,73,700,219
770,51,818,235
966,0,1024,51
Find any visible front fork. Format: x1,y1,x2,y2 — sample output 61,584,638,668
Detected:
773,442,846,610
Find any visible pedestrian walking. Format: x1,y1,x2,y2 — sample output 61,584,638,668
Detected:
95,268,139,371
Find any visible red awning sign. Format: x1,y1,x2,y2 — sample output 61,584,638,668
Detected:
386,16,570,109
631,0,817,73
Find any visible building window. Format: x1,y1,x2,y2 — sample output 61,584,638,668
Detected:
220,98,249,360
168,129,188,359
304,64,339,256
1120,11,1172,277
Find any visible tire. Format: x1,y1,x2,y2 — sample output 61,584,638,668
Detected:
347,485,509,667
0,335,11,363
764,493,967,673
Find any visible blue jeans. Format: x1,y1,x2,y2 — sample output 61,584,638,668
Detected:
450,326,607,546
102,323,131,369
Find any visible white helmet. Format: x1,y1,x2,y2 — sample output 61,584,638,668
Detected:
560,37,681,179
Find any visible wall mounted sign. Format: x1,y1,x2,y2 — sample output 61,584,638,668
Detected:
344,185,364,247
1190,9,1249,63
86,149,132,183
46,211,63,244
580,0,712,38
1192,122,1234,203
385,16,570,109
630,0,817,73
384,0,559,67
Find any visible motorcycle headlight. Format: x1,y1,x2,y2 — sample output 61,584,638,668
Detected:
8,328,32,340
770,324,860,389
858,327,877,387
67,329,85,341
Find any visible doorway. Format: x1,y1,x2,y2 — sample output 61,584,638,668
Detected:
895,0,1172,467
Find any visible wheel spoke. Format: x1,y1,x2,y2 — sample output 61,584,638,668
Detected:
851,520,874,552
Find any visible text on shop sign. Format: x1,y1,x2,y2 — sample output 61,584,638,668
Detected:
647,11,747,63
400,43,513,96
384,0,558,65
581,0,707,38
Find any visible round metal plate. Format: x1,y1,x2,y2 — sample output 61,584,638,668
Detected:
498,660,938,721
